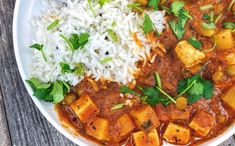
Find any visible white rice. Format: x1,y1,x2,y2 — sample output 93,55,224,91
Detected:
30,0,166,85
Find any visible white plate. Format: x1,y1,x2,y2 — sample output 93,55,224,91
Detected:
12,0,235,146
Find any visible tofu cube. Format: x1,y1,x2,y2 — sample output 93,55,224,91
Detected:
116,114,136,137
215,29,234,50
175,40,206,67
163,123,191,145
222,85,235,111
85,118,110,141
130,105,160,132
189,110,215,137
70,94,99,122
133,129,160,146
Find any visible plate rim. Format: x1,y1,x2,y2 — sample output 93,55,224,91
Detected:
12,0,235,146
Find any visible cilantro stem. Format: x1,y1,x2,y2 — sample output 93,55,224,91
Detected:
176,80,196,98
155,72,162,89
111,103,124,110
41,50,47,62
88,0,96,16
156,87,177,103
60,34,74,52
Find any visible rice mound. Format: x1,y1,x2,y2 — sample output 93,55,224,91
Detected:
30,0,165,85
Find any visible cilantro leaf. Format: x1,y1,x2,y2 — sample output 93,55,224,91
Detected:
27,78,70,103
120,85,140,96
169,20,185,39
107,29,118,42
203,13,211,21
61,33,89,51
30,43,47,61
47,19,59,30
171,1,185,17
148,0,160,10
187,37,202,50
74,63,85,76
143,14,154,34
177,74,213,103
127,3,144,12
60,62,74,74
98,0,110,7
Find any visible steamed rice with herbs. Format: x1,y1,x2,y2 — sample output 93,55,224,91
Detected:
30,0,165,85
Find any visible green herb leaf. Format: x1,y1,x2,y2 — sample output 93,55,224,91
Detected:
161,6,171,14
111,103,124,110
202,22,216,29
88,0,96,15
47,19,59,30
61,33,89,51
155,72,162,89
148,0,160,10
74,63,85,76
127,3,144,12
120,86,140,96
187,37,202,50
169,20,185,39
143,14,154,34
177,74,213,103
224,22,235,29
100,57,113,64
199,4,213,11
27,78,70,103
203,13,211,21
60,62,74,74
171,1,185,17
107,29,118,42
98,0,111,7
30,44,47,61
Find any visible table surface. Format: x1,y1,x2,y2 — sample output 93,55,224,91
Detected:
0,0,234,146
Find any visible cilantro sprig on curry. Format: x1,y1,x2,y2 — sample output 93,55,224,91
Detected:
27,0,235,145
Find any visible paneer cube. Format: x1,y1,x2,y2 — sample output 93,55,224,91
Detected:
70,94,99,122
163,123,191,145
130,105,160,132
215,29,234,50
133,129,160,146
168,104,192,121
175,40,206,67
85,118,110,141
189,110,215,137
222,85,235,111
116,114,136,137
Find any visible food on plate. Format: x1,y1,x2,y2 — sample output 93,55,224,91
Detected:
27,0,235,145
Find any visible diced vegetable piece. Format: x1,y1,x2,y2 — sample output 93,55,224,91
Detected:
189,110,215,137
70,94,99,122
133,129,160,146
136,0,148,6
115,114,136,137
85,118,110,141
168,104,192,121
221,51,235,65
215,29,234,50
63,93,77,105
195,21,216,37
130,105,160,132
175,40,206,67
226,65,235,76
163,123,191,145
212,67,224,82
221,85,235,111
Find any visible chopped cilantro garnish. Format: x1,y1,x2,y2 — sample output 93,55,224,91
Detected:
177,74,213,104
98,0,110,7
120,85,140,96
100,57,113,64
60,33,89,51
171,1,185,17
111,103,124,110
47,19,59,30
202,22,216,29
74,63,85,76
203,14,211,21
148,0,160,10
88,0,96,15
161,6,171,14
26,78,70,103
127,3,144,12
60,62,74,74
224,22,235,29
107,29,118,42
187,37,202,50
143,14,154,34
30,43,47,62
